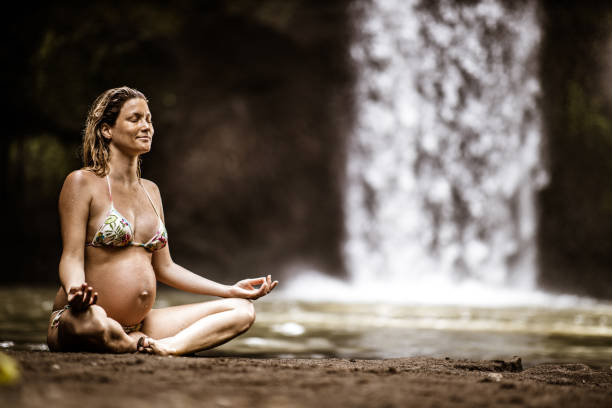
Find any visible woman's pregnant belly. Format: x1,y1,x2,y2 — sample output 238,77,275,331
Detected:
84,248,157,326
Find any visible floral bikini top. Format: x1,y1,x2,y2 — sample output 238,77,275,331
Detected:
86,176,168,252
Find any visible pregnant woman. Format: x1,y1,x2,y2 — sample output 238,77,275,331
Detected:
47,86,278,355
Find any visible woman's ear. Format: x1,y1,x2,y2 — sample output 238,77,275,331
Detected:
100,123,112,141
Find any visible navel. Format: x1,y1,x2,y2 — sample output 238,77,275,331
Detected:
138,290,153,307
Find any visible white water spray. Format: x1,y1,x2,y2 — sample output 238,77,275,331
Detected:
284,0,553,305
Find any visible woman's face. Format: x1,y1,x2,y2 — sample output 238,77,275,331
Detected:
103,98,154,155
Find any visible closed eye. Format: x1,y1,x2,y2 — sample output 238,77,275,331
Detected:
129,114,152,124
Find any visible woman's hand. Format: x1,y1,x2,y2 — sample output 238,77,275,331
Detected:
231,275,278,300
66,282,98,313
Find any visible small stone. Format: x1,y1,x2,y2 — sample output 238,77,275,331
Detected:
51,364,60,370
491,356,522,372
487,373,503,382
509,356,523,372
215,397,232,407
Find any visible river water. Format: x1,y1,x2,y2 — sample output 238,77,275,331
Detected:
1,286,611,368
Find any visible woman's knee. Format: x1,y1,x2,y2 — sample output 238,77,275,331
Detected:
230,298,256,330
244,299,256,325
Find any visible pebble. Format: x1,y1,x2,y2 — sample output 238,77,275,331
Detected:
51,364,60,370
487,373,503,382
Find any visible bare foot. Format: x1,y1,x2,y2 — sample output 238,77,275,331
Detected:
136,336,152,353
137,336,177,356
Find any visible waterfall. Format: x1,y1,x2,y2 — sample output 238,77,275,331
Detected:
285,0,554,305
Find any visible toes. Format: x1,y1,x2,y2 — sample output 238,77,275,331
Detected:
137,336,145,352
137,336,146,348
135,336,176,356
148,341,164,355
137,336,153,353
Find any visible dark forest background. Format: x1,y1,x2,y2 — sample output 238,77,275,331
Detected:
3,0,612,299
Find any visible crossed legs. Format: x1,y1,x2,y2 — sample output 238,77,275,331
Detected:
47,298,255,356
139,298,255,355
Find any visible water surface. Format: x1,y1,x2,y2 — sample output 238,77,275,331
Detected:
1,286,611,368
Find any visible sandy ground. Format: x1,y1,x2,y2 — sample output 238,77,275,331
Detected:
1,351,611,408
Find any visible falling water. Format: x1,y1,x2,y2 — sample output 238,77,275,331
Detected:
286,0,558,305
344,0,548,303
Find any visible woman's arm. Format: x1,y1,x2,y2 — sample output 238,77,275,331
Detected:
145,180,278,298
153,248,277,299
58,170,94,296
153,251,235,297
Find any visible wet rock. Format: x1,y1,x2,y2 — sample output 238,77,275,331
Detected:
454,356,523,372
491,357,523,372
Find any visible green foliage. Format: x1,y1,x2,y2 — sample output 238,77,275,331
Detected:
601,191,612,213
30,3,183,131
4,0,353,284
538,1,612,297
9,135,75,196
566,81,612,146
224,0,301,32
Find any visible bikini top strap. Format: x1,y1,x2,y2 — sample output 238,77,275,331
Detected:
140,181,161,219
105,175,113,202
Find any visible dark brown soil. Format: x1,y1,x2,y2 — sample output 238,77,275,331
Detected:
2,351,612,407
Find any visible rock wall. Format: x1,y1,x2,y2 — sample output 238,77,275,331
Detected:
538,0,612,298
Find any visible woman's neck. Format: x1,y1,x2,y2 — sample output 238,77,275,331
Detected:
108,147,140,185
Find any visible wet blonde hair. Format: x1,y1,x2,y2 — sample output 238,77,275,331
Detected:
82,86,148,177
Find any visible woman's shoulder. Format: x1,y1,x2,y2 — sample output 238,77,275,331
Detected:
61,169,103,194
140,178,164,208
140,178,161,194
64,169,99,184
